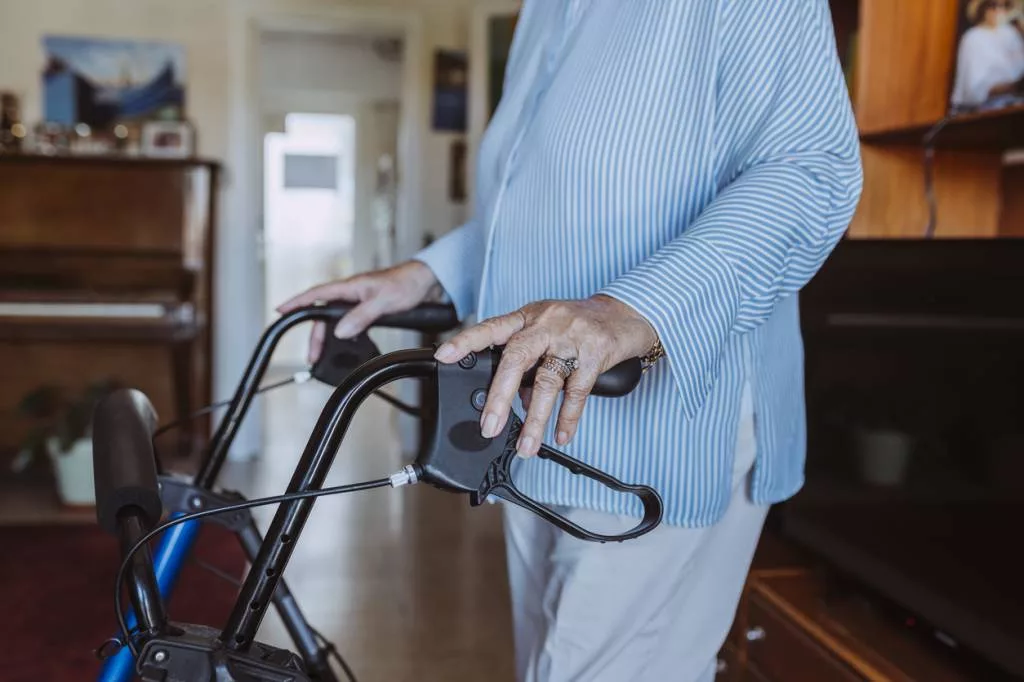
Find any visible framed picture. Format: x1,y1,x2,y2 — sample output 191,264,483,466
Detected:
949,0,1024,114
449,139,467,202
42,35,185,128
141,120,193,158
431,50,468,132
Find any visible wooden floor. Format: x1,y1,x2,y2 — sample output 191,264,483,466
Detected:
218,369,517,682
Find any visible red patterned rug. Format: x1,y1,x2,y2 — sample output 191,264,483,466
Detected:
0,522,246,682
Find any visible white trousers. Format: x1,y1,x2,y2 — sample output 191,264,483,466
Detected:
502,387,767,682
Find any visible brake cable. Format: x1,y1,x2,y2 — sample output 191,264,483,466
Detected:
152,371,421,441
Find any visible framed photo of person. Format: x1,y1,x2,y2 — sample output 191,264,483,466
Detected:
950,0,1024,114
141,120,194,158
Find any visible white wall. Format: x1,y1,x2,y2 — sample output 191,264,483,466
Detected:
0,0,486,457
260,31,403,100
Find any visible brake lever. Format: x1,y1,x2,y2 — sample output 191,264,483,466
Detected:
415,348,663,542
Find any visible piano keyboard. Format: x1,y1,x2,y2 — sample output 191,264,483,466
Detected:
0,302,171,319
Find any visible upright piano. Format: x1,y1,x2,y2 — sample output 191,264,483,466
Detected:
0,154,218,461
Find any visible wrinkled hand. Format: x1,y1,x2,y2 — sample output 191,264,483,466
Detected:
434,295,657,457
276,260,440,363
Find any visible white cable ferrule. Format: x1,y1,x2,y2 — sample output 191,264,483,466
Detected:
388,465,419,488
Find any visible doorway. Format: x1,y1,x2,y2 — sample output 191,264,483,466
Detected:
257,29,405,372
263,112,357,368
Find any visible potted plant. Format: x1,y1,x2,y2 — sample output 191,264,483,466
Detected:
818,382,935,488
12,379,119,506
855,383,948,487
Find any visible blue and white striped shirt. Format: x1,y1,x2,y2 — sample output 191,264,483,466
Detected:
415,0,863,527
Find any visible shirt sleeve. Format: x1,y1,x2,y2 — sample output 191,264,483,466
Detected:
599,0,863,418
412,220,485,320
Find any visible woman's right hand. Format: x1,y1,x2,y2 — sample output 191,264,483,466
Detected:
276,260,441,363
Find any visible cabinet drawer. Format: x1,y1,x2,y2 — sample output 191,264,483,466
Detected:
743,663,772,682
746,594,863,682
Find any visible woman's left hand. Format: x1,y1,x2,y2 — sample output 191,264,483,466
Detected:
434,295,657,457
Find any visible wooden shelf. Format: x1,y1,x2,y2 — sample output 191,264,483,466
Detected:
0,152,220,169
860,104,1024,150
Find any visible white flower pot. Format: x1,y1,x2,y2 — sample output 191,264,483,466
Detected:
48,436,95,506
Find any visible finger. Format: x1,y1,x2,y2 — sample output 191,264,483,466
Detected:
276,279,362,313
479,329,549,439
308,321,327,364
333,298,386,339
435,310,528,363
517,360,570,457
554,358,601,446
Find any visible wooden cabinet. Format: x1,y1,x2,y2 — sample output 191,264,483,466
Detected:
826,0,1024,239
0,155,219,464
744,594,862,682
719,534,995,682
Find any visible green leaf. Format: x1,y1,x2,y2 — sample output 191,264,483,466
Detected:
17,385,61,418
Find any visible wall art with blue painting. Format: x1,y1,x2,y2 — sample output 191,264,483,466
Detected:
43,35,185,128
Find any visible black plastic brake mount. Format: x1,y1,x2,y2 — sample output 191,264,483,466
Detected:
137,623,311,682
310,332,381,387
416,348,664,543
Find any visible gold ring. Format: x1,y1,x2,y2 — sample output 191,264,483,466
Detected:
540,355,578,380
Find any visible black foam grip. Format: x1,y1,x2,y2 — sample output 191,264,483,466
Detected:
92,389,163,535
320,300,459,334
520,357,642,398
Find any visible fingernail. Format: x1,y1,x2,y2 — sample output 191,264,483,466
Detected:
557,431,569,446
435,343,457,362
481,413,499,438
517,435,536,456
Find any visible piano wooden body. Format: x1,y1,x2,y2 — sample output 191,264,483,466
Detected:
0,154,218,461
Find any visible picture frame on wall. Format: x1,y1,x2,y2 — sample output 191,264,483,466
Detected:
141,120,194,158
949,0,1024,114
42,35,186,127
449,139,466,202
432,49,468,132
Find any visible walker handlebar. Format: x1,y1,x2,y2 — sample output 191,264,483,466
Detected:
95,346,662,680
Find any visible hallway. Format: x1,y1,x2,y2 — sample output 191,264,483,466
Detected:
219,373,516,681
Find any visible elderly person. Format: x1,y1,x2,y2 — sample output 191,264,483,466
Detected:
279,1,863,680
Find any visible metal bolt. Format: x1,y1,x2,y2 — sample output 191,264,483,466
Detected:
458,352,477,369
189,496,203,510
153,650,169,663
471,389,487,411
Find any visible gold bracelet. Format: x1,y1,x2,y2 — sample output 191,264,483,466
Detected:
640,336,665,372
